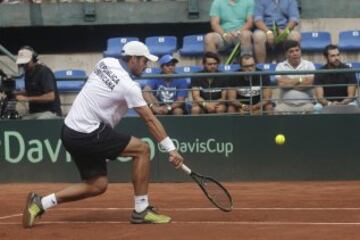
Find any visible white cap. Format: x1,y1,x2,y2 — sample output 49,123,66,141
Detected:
16,48,33,65
121,41,158,62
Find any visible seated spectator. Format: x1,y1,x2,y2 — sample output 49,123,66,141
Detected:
314,44,358,113
191,52,227,115
15,46,62,119
274,40,315,114
253,0,301,63
143,54,188,115
204,0,254,56
227,54,272,115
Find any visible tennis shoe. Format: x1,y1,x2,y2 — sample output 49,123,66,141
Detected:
22,192,44,228
130,206,171,224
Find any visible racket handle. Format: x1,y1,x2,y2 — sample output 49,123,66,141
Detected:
180,164,192,175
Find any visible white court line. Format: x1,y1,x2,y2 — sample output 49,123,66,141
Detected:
2,207,360,220
0,221,360,226
0,214,22,220
54,207,360,211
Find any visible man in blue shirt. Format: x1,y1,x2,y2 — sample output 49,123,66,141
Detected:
143,55,188,115
253,0,301,63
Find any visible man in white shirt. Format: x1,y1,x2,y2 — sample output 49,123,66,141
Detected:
22,41,184,228
274,40,315,114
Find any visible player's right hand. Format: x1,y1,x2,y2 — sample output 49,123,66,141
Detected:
169,150,184,168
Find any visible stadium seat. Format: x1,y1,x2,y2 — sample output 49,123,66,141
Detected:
145,36,177,56
301,32,331,52
313,63,323,69
179,35,204,56
256,63,277,85
176,65,202,74
338,31,360,51
103,37,139,58
218,64,240,72
55,69,87,92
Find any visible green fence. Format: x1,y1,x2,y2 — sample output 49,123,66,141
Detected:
1,114,360,182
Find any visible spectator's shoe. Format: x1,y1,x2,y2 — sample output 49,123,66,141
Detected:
130,206,171,224
22,192,44,228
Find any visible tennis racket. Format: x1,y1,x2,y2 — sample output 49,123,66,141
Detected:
180,163,233,212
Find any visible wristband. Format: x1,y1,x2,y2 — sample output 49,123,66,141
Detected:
222,33,228,39
266,30,273,35
160,137,176,152
149,103,154,109
202,102,207,108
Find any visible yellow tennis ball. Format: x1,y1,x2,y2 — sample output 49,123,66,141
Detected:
275,134,285,145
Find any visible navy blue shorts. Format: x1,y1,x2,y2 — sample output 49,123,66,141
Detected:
61,123,131,180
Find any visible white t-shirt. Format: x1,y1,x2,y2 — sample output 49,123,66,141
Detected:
275,59,315,105
65,58,147,133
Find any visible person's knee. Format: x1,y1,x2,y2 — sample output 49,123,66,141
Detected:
191,106,201,115
138,141,150,158
288,31,301,42
240,30,253,42
253,31,266,44
87,177,108,196
172,108,184,115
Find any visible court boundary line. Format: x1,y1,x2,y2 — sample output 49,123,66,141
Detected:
1,221,360,226
2,207,360,220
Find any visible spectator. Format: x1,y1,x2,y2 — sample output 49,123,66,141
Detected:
204,0,254,56
15,46,62,119
227,54,272,115
191,52,227,114
274,40,315,114
253,0,301,63
314,44,358,113
143,54,188,115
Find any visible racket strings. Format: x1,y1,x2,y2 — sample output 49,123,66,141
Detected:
203,178,232,210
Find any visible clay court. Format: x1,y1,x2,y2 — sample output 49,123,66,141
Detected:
1,181,360,240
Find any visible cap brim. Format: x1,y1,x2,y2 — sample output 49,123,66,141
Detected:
16,57,31,65
145,54,158,62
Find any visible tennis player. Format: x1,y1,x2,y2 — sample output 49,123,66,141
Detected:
22,41,184,228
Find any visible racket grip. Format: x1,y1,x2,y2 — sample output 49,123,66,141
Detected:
180,164,192,175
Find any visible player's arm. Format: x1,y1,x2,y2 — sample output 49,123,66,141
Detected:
192,87,205,104
135,105,183,167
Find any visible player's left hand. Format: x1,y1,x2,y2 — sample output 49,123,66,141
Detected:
169,150,184,168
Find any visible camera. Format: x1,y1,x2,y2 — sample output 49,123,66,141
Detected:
0,69,20,119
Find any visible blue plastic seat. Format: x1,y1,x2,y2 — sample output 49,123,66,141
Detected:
313,63,323,69
175,65,202,74
179,35,204,56
103,37,139,58
256,63,277,85
55,69,87,92
301,32,331,52
338,31,360,51
218,64,240,72
145,36,177,56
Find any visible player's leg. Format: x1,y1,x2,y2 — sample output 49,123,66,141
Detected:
120,137,171,224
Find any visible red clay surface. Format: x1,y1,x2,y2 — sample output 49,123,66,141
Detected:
1,181,360,240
